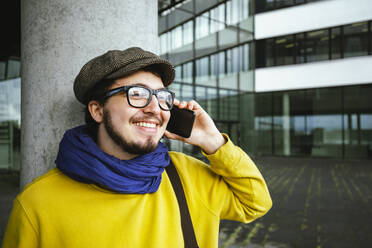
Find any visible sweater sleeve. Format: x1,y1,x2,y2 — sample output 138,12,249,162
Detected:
202,134,272,223
2,198,38,248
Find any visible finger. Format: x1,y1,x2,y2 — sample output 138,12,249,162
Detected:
164,130,186,141
173,98,180,106
178,101,187,109
186,99,199,111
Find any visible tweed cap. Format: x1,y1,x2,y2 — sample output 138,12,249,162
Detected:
73,47,175,104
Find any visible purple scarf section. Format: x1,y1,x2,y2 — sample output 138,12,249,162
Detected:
55,125,170,194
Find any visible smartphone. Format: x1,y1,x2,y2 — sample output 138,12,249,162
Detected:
166,106,196,138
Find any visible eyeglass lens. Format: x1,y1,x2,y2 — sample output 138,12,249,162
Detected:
128,87,173,110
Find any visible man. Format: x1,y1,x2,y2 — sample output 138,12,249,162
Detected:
2,47,272,248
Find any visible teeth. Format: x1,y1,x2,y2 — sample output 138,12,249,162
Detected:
134,122,156,128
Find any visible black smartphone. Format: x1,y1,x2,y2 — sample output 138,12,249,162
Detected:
166,106,196,138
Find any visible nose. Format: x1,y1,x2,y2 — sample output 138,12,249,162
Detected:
143,95,161,114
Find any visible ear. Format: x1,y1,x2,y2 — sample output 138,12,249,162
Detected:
88,100,104,123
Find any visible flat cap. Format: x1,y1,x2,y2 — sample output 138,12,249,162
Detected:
73,47,175,104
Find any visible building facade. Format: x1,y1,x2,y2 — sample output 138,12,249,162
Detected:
1,0,372,172
158,0,372,159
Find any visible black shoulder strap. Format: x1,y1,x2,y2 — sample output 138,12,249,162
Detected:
165,159,199,248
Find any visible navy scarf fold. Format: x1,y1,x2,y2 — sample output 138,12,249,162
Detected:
55,125,170,194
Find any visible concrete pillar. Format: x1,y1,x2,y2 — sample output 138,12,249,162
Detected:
20,0,158,188
283,93,291,156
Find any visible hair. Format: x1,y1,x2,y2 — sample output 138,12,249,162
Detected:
84,64,166,140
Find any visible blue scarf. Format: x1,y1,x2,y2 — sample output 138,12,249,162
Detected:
55,125,170,194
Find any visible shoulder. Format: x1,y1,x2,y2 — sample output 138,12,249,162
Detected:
17,168,81,207
168,151,218,184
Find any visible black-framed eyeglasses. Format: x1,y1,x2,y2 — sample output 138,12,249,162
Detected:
104,85,175,111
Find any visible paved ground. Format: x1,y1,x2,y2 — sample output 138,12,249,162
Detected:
1,157,371,247
219,157,372,248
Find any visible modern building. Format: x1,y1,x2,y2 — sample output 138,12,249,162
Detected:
0,0,371,172
158,0,372,159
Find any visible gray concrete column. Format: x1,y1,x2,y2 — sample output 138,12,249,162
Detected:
283,93,291,156
20,0,158,188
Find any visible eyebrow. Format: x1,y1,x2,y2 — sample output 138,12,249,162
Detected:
129,83,167,90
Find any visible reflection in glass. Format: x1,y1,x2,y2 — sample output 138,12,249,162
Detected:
183,20,193,45
266,39,275,67
276,35,295,66
174,65,182,82
196,12,209,40
226,47,239,73
159,33,168,55
182,62,193,83
306,30,329,62
331,27,341,59
295,33,306,64
196,57,217,87
239,44,250,71
307,88,343,157
0,61,6,80
179,84,193,101
219,89,239,121
218,51,225,75
344,22,368,58
0,78,21,170
256,21,371,68
210,4,225,34
343,85,372,158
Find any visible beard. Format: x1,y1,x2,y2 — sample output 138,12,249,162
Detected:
102,108,159,156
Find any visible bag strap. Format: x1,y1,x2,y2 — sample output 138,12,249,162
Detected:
165,159,199,248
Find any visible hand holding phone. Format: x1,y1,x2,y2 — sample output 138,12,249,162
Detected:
166,106,196,138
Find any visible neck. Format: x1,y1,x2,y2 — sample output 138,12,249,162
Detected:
96,125,138,160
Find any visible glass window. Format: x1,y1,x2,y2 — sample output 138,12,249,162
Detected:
168,82,181,98
0,61,5,80
172,26,183,50
182,62,193,83
210,53,217,76
330,27,341,59
343,85,372,158
343,22,369,58
276,0,294,9
159,33,168,55
295,33,306,64
174,65,182,82
240,0,249,21
7,60,21,79
305,29,329,62
219,89,239,121
210,4,225,34
207,87,218,119
196,57,209,77
0,78,21,170
196,86,208,110
275,35,295,66
182,20,193,45
197,56,218,87
239,44,249,71
195,12,210,40
226,0,239,25
254,92,273,155
218,51,225,75
265,39,275,67
226,47,239,73
179,84,193,101
306,88,343,158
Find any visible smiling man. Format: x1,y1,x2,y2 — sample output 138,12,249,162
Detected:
2,47,272,248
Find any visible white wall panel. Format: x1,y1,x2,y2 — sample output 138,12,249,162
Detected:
255,0,372,39
255,56,372,92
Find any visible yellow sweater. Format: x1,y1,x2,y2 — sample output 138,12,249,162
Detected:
2,137,272,248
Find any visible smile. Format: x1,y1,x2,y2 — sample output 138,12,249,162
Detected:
134,122,157,128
